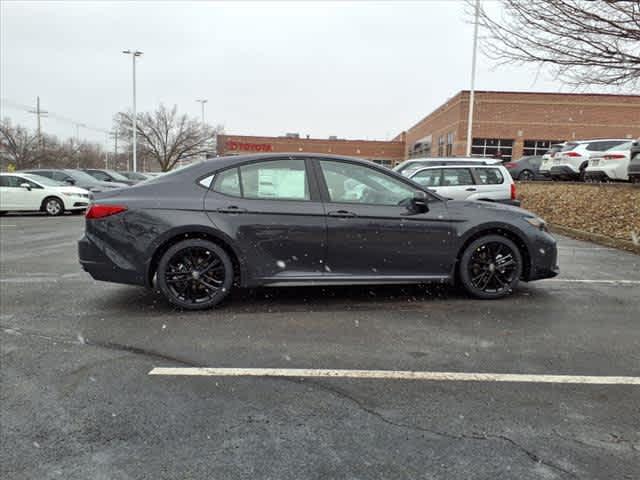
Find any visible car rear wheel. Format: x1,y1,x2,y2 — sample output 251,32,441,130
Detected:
43,197,64,216
157,239,233,310
518,170,534,181
459,235,522,299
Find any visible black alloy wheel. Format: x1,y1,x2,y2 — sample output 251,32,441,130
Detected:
518,170,534,181
157,239,233,310
459,235,522,299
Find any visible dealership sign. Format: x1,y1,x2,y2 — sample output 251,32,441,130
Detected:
226,141,273,152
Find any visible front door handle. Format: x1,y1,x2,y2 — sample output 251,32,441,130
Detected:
465,187,477,191
217,206,248,214
328,210,357,218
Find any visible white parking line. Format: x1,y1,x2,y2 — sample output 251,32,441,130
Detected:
148,368,640,385
542,279,640,285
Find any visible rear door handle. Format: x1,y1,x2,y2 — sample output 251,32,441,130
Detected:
217,206,248,214
328,210,357,218
465,187,477,191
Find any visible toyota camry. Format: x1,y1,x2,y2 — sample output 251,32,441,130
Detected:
78,153,558,310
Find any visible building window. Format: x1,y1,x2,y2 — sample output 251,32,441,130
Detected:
409,142,431,159
437,136,445,157
371,159,393,167
522,140,563,157
446,132,454,157
471,138,514,161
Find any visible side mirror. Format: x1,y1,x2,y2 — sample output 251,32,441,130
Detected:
65,178,76,185
410,190,429,212
20,182,32,191
104,177,113,182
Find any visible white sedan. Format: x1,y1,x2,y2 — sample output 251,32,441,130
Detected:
0,172,91,216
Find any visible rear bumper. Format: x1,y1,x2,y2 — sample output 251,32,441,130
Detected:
550,165,579,178
78,234,145,286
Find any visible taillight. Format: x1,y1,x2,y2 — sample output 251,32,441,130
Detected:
564,151,582,157
504,162,516,168
510,183,516,200
85,204,128,219
603,154,625,160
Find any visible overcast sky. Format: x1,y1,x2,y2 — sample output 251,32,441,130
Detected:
2,1,577,148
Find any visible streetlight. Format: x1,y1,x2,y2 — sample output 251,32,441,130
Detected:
466,0,480,157
122,49,143,172
196,99,208,125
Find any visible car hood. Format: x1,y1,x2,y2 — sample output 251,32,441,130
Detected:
447,199,534,217
58,186,91,195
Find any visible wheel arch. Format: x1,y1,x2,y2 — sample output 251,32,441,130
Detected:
455,224,531,280
40,195,64,212
145,225,246,288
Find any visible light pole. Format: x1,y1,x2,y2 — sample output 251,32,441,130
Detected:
466,0,480,157
196,99,208,162
122,50,143,171
196,99,208,125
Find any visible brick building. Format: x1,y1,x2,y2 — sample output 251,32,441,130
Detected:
397,91,640,162
216,91,640,166
216,134,405,166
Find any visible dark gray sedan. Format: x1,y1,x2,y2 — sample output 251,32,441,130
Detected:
503,156,544,181
78,153,558,309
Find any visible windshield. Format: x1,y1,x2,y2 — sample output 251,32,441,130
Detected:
104,170,131,181
67,170,105,184
21,174,66,186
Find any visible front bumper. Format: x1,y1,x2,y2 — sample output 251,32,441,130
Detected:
78,233,145,286
525,230,559,281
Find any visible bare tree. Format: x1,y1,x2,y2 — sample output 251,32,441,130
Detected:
115,104,220,172
0,118,41,169
473,0,640,89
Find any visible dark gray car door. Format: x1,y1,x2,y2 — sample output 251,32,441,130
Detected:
204,158,327,282
314,159,455,278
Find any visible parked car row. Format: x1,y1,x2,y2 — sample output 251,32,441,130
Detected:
0,168,164,215
535,138,638,182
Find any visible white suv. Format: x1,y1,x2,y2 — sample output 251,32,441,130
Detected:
539,143,565,178
408,164,518,205
584,141,634,182
550,139,630,181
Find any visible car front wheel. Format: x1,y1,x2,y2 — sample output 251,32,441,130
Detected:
518,170,534,181
459,235,522,299
43,197,64,216
156,239,234,310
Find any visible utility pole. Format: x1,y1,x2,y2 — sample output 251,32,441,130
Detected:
466,0,480,157
74,122,86,168
122,50,143,172
28,96,48,167
110,130,118,169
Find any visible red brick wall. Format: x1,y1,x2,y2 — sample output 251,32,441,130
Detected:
217,134,405,163
400,91,640,160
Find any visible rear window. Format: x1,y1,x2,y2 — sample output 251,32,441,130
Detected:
474,168,504,185
561,143,579,152
587,141,627,152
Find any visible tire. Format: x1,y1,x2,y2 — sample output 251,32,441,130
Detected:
518,170,534,181
0,211,7,216
43,197,64,216
156,239,234,310
458,235,523,299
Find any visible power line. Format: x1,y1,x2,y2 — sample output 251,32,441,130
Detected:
1,97,110,135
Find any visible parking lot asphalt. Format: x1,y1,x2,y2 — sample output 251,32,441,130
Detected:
1,214,639,480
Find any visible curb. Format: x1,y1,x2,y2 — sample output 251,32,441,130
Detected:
549,224,640,255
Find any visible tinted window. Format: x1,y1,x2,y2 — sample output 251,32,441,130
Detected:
442,168,474,186
320,160,414,206
89,171,111,181
587,141,626,152
240,159,309,200
213,168,241,197
0,176,39,188
561,142,578,152
474,168,504,185
412,169,442,187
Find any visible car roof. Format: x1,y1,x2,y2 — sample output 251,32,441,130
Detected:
409,164,506,174
567,139,630,144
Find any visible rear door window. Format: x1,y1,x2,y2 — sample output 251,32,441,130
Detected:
412,169,442,187
240,159,309,201
474,168,504,185
442,168,474,186
213,168,241,197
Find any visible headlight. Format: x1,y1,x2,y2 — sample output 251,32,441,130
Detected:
524,216,548,232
